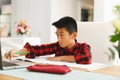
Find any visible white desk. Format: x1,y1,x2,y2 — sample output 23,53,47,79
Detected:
0,66,120,80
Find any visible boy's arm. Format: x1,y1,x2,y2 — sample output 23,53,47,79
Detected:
74,43,92,64
47,43,92,64
24,42,58,58
47,56,75,63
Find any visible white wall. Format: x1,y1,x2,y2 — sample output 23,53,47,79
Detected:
29,0,51,44
11,0,31,37
94,0,120,21
94,0,106,21
11,0,51,44
50,0,78,42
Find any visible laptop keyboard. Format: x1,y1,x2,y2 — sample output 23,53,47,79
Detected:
2,61,19,67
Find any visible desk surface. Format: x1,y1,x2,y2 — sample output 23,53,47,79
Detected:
0,65,120,80
93,66,120,77
0,74,22,80
71,65,120,77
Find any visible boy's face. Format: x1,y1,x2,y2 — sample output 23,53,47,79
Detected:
56,27,77,48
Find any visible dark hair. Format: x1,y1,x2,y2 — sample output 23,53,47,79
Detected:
52,16,77,34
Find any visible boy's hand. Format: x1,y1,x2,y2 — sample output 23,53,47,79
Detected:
4,50,20,60
47,56,63,61
47,56,75,63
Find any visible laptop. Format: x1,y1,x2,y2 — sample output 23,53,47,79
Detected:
0,39,33,70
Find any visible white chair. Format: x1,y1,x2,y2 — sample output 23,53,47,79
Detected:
77,22,114,63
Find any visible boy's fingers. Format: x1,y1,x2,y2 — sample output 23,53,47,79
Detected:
5,52,9,59
9,53,12,60
4,50,14,60
9,50,14,60
7,52,11,60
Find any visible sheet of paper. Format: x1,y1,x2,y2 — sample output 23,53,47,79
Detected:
13,54,110,71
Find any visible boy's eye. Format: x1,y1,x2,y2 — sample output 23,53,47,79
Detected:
60,34,64,36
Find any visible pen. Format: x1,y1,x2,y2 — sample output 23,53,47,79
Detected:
14,52,28,55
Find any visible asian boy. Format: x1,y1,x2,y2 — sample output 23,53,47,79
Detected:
5,16,92,64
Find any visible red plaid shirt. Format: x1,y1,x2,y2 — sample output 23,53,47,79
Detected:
24,40,92,64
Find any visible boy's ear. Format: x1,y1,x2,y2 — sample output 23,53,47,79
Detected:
72,32,77,39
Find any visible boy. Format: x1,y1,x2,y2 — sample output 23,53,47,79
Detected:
5,16,92,64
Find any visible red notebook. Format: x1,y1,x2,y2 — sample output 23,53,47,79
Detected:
27,64,71,74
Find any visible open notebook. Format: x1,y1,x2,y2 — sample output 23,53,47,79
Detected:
0,39,33,70
15,54,111,71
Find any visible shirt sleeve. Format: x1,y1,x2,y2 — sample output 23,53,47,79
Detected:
24,42,58,58
74,43,92,64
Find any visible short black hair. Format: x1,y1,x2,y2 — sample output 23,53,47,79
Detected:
52,16,77,34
